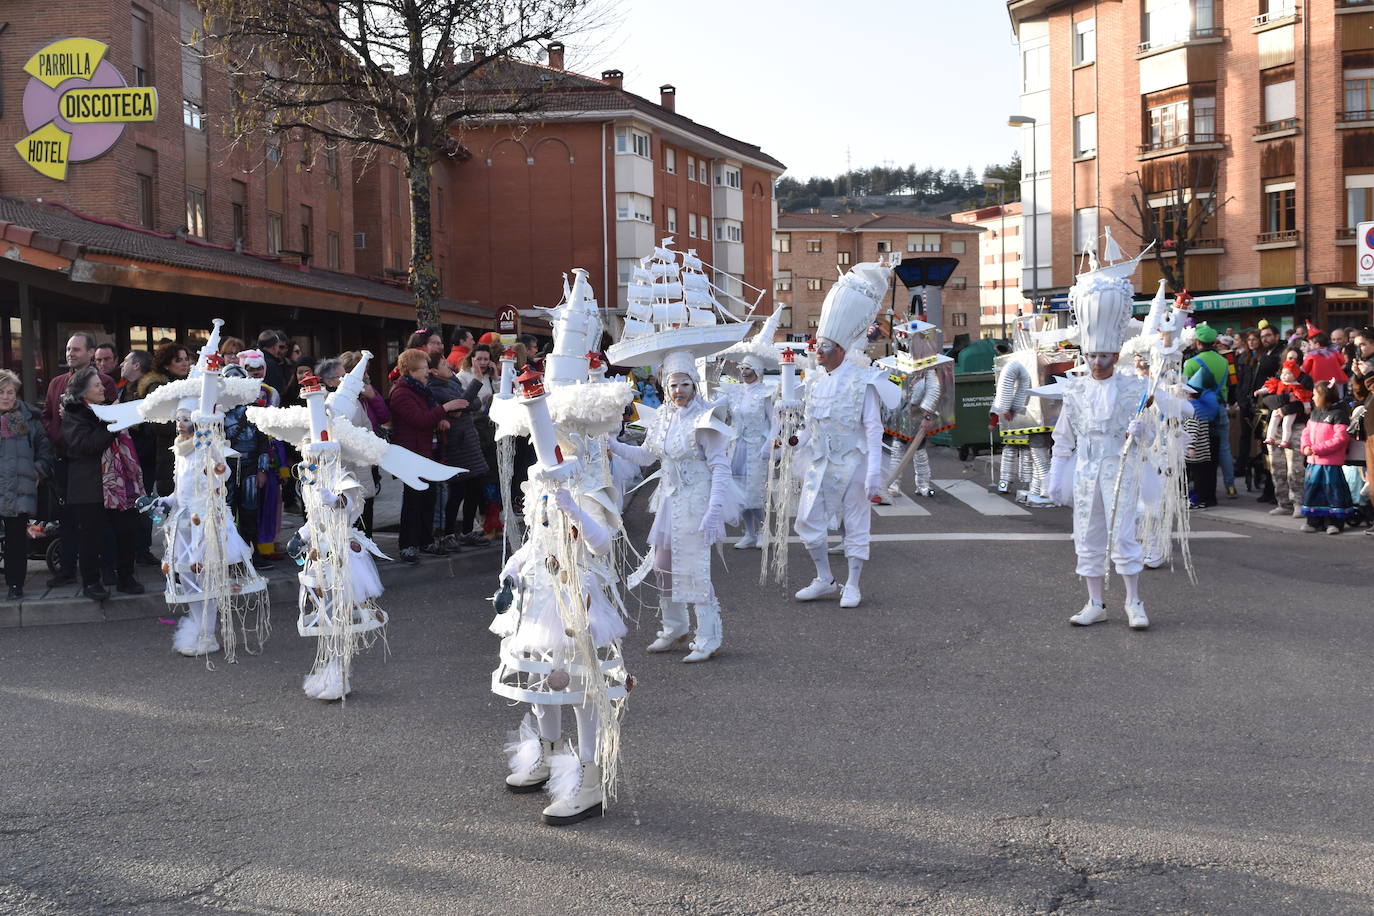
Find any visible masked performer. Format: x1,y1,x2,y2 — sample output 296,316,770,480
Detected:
717,310,783,548
793,259,901,609
879,319,953,501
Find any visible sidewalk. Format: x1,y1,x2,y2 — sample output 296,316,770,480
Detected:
3,474,502,629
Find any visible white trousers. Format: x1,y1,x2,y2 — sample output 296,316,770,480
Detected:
1073,474,1144,577
795,461,871,560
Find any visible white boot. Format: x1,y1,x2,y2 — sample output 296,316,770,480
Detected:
1124,600,1150,630
683,600,722,663
646,599,691,652
1069,600,1107,626
172,604,220,657
733,532,758,549
503,715,558,793
794,577,839,601
541,753,603,825
303,659,350,701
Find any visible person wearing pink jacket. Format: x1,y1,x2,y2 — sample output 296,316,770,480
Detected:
1300,381,1356,534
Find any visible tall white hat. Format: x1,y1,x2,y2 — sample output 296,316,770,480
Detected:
816,260,891,352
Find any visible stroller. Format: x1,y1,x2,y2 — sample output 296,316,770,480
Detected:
0,478,63,574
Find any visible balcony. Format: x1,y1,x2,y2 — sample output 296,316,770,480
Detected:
1136,132,1223,158
1337,228,1358,241
1136,26,1224,54
1339,109,1374,124
1160,237,1222,251
1256,229,1300,245
1252,7,1299,29
1338,0,1373,8
1253,118,1300,138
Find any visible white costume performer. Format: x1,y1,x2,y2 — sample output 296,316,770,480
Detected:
95,320,269,661
488,268,636,825
879,319,953,499
606,240,750,662
717,309,783,549
793,259,901,609
1047,240,1188,630
991,315,1072,506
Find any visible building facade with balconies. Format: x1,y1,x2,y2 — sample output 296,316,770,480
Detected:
1008,0,1374,330
951,202,1026,338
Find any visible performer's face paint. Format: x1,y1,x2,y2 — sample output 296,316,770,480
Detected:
816,338,844,372
740,366,758,383
1085,352,1119,380
667,373,696,407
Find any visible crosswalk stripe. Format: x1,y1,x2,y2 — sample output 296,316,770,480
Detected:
933,479,1031,516
871,491,931,517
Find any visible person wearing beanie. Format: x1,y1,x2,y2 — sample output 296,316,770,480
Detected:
1261,360,1313,449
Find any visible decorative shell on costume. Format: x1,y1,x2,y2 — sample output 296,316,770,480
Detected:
490,381,635,441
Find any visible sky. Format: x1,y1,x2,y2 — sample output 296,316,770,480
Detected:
563,0,1023,181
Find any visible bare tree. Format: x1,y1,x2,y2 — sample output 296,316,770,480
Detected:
198,0,608,328
1106,156,1231,292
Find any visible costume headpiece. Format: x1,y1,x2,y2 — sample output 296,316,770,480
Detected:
1067,230,1147,354
717,307,784,376
816,259,892,352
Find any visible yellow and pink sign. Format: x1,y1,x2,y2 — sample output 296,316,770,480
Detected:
16,38,158,180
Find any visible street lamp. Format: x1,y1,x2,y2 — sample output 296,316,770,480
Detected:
1008,115,1037,315
985,177,1007,340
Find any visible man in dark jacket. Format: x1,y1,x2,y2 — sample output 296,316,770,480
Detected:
41,334,118,588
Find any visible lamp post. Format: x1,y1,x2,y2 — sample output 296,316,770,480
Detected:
1008,115,1038,314
985,177,1007,340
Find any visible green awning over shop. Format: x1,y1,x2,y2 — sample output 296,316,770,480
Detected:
1132,287,1297,315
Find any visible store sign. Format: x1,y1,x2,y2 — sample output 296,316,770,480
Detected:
1358,221,1374,287
497,304,520,343
16,38,158,180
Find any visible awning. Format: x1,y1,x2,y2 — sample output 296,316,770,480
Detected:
1132,287,1298,315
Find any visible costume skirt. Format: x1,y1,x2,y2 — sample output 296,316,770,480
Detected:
1301,464,1355,519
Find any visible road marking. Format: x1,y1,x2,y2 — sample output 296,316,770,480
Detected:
871,491,932,517
933,479,1031,516
788,531,1248,543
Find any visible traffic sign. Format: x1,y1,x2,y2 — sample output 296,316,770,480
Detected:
1359,221,1374,286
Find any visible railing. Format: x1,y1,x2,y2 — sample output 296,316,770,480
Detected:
1159,238,1222,251
1337,227,1358,240
1137,26,1223,53
1137,132,1220,154
1256,229,1300,244
1253,7,1299,26
1338,109,1374,122
1253,118,1299,134
1338,0,1373,8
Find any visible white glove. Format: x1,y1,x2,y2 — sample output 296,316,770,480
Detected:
865,473,882,500
699,504,724,544
1048,455,1073,506
554,487,578,515
699,463,730,544
500,544,528,583
316,486,346,509
1126,417,1145,438
1352,405,1367,423
554,488,611,553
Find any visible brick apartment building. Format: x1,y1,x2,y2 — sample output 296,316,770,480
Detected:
443,45,785,328
951,202,1025,338
773,211,982,340
0,1,487,400
1008,0,1374,332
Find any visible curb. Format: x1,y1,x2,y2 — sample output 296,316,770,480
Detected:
2,542,504,630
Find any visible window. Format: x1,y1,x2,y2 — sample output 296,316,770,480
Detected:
950,240,966,254
615,193,652,223
300,135,311,164
717,165,741,189
1022,44,1048,92
715,220,742,243
1073,206,1099,253
806,239,822,253
950,276,967,290
230,179,246,245
326,231,340,269
906,234,940,252
775,276,792,292
1073,19,1096,65
1345,67,1374,119
665,147,676,173
325,144,339,188
1142,0,1189,47
875,240,891,253
617,258,638,285
1147,99,1188,148
267,213,283,254
182,99,205,130
1073,112,1097,157
666,206,677,233
688,214,697,238
615,127,651,158
837,251,852,265
1193,96,1216,141
775,234,791,253
300,205,313,259
131,7,153,86
951,313,968,327
135,146,156,229
699,159,710,184
266,136,282,164
1264,182,1296,233
185,187,207,239
687,156,696,180
1263,73,1296,124
1346,176,1374,227
806,278,823,291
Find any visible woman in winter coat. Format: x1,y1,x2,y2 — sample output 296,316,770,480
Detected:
458,345,502,536
388,348,465,563
1300,381,1355,534
0,369,53,599
429,353,490,549
61,367,145,601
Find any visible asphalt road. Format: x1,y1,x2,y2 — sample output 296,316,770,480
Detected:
1,448,1371,914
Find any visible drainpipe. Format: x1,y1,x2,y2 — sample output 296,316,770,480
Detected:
1301,3,1310,298
602,121,610,326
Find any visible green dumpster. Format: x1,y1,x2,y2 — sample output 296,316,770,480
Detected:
940,370,997,460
